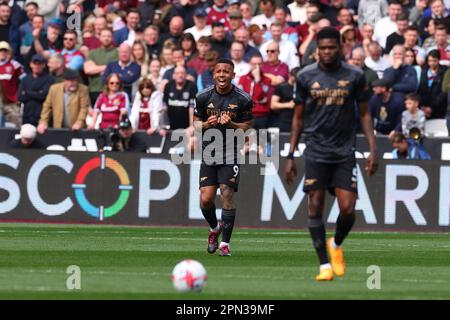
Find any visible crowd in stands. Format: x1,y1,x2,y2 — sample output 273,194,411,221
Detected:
0,0,449,152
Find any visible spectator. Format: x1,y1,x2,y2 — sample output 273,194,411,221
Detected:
373,0,402,49
210,21,231,57
60,30,85,71
260,22,299,70
0,3,21,62
261,41,289,87
81,16,108,52
250,0,275,30
29,17,63,64
240,1,253,27
102,43,141,100
18,54,54,127
264,6,298,46
295,2,320,43
130,78,167,135
132,40,150,79
114,8,141,46
340,25,360,61
418,50,448,120
148,58,163,92
230,40,250,84
383,44,418,95
143,25,162,60
391,132,431,160
160,16,185,45
19,1,39,38
403,26,426,66
38,69,90,134
180,33,198,62
238,55,271,129
366,40,390,80
384,12,409,55
9,123,46,149
227,10,245,37
360,23,375,57
229,27,261,62
288,0,308,24
323,0,345,27
105,4,126,32
271,67,298,132
163,0,203,31
84,28,118,105
184,7,211,41
90,73,129,130
28,0,60,20
0,41,24,128
300,17,332,67
357,0,388,30
20,14,45,60
187,36,211,76
409,0,429,27
162,47,197,89
207,0,229,27
163,65,197,130
348,47,379,100
248,24,265,49
160,44,175,76
426,24,450,66
402,93,426,137
419,0,450,40
48,53,65,83
369,78,404,139
197,50,219,91
404,48,422,89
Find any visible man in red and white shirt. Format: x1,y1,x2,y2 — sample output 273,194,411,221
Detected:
0,41,25,128
238,55,272,129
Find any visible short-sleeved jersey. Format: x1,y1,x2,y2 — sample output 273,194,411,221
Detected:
163,80,197,130
294,62,367,163
95,92,129,129
194,85,253,165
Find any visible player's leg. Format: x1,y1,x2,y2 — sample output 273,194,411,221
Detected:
307,190,333,281
327,160,358,276
218,184,235,256
217,164,240,256
199,164,221,253
303,158,333,280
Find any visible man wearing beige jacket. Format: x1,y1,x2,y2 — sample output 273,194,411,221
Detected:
38,69,90,134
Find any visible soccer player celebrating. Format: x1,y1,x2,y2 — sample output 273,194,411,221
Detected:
284,27,378,281
194,59,253,256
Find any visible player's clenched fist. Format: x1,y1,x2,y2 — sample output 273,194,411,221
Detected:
205,115,219,128
219,113,231,125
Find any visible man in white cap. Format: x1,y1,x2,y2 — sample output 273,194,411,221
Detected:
9,123,46,149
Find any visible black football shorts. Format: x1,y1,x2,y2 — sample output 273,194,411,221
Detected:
303,157,357,196
199,164,240,192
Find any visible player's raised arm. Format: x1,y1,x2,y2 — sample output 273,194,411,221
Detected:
358,101,378,176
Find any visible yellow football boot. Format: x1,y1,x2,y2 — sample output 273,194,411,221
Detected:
315,268,334,281
327,237,346,277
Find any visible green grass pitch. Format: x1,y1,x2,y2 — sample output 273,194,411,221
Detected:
0,223,449,299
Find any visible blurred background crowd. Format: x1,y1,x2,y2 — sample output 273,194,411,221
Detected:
0,0,449,156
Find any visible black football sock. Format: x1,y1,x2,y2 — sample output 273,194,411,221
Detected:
221,209,236,244
201,205,218,230
308,217,329,265
334,212,355,246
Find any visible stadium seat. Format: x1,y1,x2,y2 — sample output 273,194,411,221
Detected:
425,119,449,137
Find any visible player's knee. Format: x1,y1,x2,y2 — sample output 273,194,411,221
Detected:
308,199,324,218
200,193,215,209
339,202,356,215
